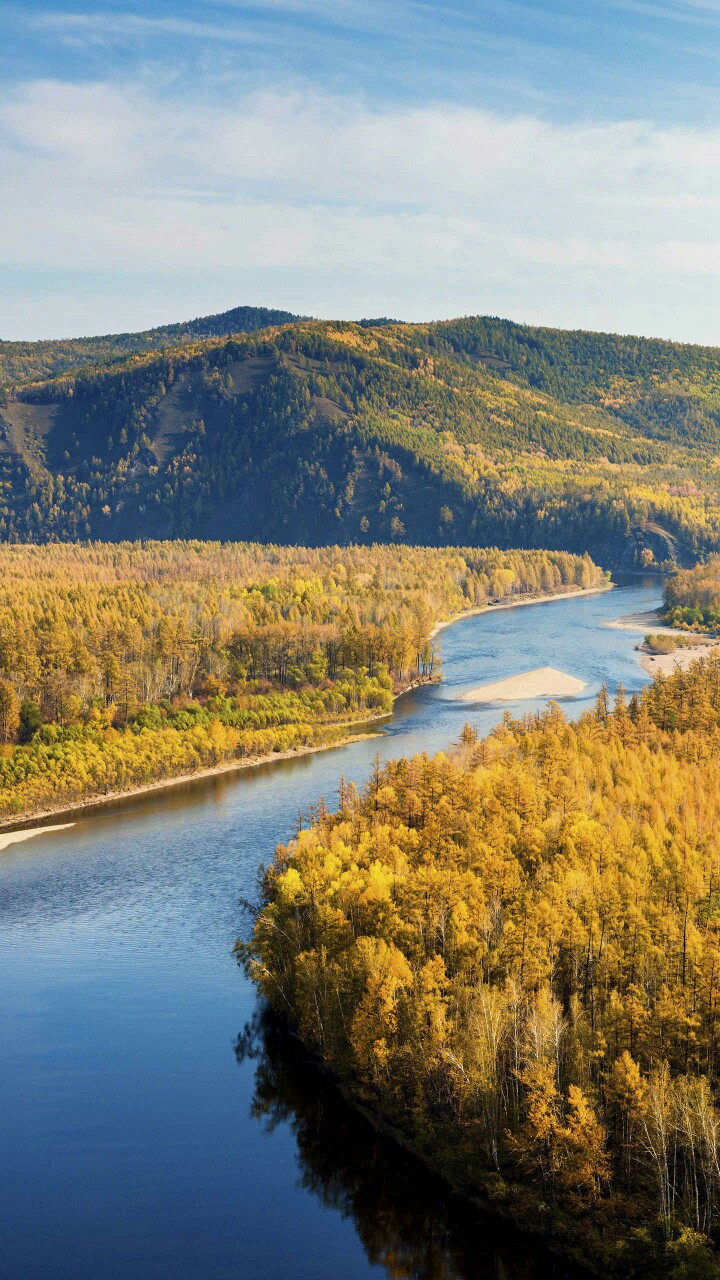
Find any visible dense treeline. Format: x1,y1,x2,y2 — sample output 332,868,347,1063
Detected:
243,657,720,1277
0,541,602,820
664,558,720,632
1,315,720,563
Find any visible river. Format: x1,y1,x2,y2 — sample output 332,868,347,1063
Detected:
0,575,662,1279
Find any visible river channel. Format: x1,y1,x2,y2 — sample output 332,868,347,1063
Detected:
0,575,662,1279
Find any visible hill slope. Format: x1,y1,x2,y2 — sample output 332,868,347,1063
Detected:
2,313,720,565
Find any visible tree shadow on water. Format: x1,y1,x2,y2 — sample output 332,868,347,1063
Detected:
235,1013,587,1280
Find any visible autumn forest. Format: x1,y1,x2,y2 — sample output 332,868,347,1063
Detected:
7,305,720,1279
244,657,720,1277
0,540,601,822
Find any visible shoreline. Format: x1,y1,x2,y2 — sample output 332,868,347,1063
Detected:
429,583,612,638
603,608,720,676
638,639,720,677
0,585,610,841
0,731,385,840
0,685,438,839
296,1034,602,1279
603,608,674,635
0,822,76,852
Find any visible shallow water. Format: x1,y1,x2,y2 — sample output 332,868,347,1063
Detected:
0,575,661,1279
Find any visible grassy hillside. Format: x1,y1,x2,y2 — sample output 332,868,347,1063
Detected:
2,313,720,565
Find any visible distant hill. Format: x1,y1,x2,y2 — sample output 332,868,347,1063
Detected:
0,305,301,388
1,310,720,566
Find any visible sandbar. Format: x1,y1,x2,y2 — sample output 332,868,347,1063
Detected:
461,666,587,703
0,823,75,852
639,642,720,677
604,610,677,636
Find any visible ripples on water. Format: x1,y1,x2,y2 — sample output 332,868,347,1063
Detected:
0,577,661,1279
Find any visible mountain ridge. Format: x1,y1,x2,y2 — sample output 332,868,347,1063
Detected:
2,308,720,567
0,305,302,389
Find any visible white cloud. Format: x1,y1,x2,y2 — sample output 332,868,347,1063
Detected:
2,77,720,338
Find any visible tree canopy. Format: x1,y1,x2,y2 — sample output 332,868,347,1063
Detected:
243,657,720,1277
0,539,601,820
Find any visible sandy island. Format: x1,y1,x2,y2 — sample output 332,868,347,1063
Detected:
0,823,75,852
462,666,587,703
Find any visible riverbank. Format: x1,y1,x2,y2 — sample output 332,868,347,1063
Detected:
638,638,720,677
0,730,385,839
430,583,612,638
604,608,720,676
603,608,674,635
0,675,446,838
262,1019,599,1279
315,1054,611,1279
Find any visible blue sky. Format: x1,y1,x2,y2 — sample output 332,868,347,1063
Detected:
3,0,720,340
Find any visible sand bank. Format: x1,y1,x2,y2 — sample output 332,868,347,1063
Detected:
604,609,720,676
0,823,75,852
461,666,587,703
639,642,720,677
604,609,677,636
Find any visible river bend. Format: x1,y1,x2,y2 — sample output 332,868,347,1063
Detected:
0,576,661,1279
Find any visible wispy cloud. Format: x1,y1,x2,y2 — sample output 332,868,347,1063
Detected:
2,78,720,300
13,0,720,135
605,0,720,22
30,1,550,60
31,10,265,46
5,0,720,343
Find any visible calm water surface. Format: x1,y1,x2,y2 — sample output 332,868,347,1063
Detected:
0,577,661,1279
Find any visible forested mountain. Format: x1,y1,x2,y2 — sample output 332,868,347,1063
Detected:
3,311,720,565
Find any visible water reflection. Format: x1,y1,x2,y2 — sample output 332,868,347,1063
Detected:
236,1015,588,1280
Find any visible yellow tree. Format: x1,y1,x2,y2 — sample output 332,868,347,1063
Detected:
0,678,19,743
